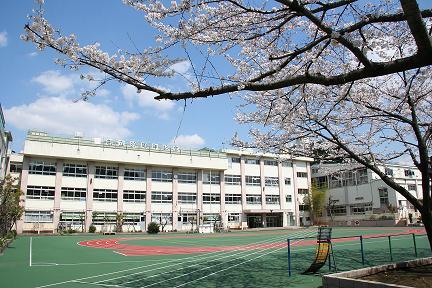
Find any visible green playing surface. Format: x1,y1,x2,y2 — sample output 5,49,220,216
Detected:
0,227,430,288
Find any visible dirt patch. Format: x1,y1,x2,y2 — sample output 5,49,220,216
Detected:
360,264,432,288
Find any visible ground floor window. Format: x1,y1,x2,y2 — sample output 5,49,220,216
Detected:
60,211,85,225
178,213,197,224
123,213,142,224
92,212,116,225
24,211,53,223
350,203,373,215
202,213,220,224
151,213,172,224
328,205,347,216
228,213,241,223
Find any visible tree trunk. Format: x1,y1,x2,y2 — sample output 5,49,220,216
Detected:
421,208,432,251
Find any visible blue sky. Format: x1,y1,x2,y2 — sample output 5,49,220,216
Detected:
1,1,431,153
0,0,247,152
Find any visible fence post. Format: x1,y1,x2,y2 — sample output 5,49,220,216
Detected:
360,235,365,265
412,233,418,257
388,236,393,262
287,238,291,277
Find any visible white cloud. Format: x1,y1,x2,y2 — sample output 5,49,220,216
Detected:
28,52,38,57
32,70,111,97
4,97,139,139
32,71,75,94
0,31,7,47
169,61,191,74
170,134,205,148
121,84,175,119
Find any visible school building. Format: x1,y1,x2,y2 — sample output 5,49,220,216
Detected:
9,131,314,233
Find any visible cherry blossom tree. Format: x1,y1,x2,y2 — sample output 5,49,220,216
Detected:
23,1,432,248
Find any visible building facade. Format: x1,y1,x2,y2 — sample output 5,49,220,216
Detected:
0,104,13,180
10,131,313,233
312,163,423,225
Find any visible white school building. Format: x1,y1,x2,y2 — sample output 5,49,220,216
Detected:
9,131,314,233
312,163,424,225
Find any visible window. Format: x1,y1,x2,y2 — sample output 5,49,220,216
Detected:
61,187,86,201
60,212,85,225
285,178,291,185
124,168,146,181
350,203,372,215
177,172,197,184
264,160,278,166
203,193,220,204
286,195,292,203
228,213,241,223
246,175,261,186
123,190,146,202
151,191,172,203
151,170,173,182
385,168,394,177
299,204,310,211
266,195,280,204
92,212,116,225
63,163,87,177
265,177,279,187
225,174,241,185
407,184,417,191
225,194,242,204
151,213,172,224
297,172,308,178
93,189,118,202
356,168,368,184
404,169,415,177
298,189,309,195
178,213,196,224
24,211,53,223
246,194,262,205
355,196,364,201
245,158,260,165
203,171,220,184
329,174,342,189
178,192,197,204
203,213,220,224
328,205,347,216
231,157,241,163
378,187,389,207
282,161,292,167
26,186,55,200
95,166,118,179
123,213,142,224
10,162,22,173
29,160,56,175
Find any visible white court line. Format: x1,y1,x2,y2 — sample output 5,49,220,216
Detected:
172,237,307,288
29,237,33,267
34,229,311,288
170,235,416,288
127,232,317,288
95,230,315,286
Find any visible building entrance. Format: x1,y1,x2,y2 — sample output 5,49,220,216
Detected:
265,214,282,227
247,215,263,228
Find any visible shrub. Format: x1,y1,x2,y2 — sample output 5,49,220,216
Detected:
88,225,96,233
147,222,160,234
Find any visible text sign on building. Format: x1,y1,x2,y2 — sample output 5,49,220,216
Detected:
104,139,181,152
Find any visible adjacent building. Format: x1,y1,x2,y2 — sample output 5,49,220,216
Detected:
0,104,13,180
312,163,424,225
10,131,314,233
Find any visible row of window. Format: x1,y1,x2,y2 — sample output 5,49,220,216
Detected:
26,186,295,204
27,161,307,183
230,157,293,167
328,203,373,216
